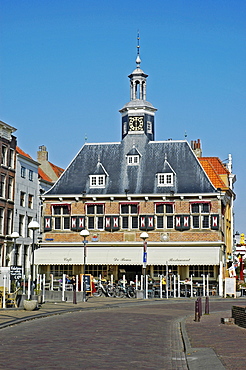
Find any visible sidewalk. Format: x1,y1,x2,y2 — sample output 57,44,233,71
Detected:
0,297,245,369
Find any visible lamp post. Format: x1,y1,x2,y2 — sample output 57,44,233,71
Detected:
80,229,90,302
28,220,40,296
11,231,19,266
140,232,149,299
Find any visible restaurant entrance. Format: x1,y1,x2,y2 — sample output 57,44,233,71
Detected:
118,265,142,282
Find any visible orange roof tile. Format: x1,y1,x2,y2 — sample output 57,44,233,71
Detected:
199,157,228,189
16,146,33,160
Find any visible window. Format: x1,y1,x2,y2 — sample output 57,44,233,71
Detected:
52,205,70,230
147,121,152,134
153,265,177,277
120,204,138,229
6,209,12,235
191,202,210,229
1,145,7,165
29,170,33,181
0,208,4,234
0,174,6,197
20,191,26,207
155,203,174,229
27,216,33,237
19,215,25,237
50,265,73,278
89,175,105,188
157,173,174,186
189,265,214,278
9,149,14,168
86,204,104,230
21,166,26,178
7,177,13,200
28,194,33,209
127,155,139,165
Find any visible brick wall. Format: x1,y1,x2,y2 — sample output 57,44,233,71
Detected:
232,306,246,329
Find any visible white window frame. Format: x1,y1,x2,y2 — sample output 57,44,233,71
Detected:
157,173,174,186
89,175,106,188
21,166,26,178
127,155,140,165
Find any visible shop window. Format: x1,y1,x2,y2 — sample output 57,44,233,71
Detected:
189,265,214,278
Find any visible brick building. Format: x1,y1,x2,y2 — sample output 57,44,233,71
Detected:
37,50,236,291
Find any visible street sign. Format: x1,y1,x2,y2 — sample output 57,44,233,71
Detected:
143,252,147,263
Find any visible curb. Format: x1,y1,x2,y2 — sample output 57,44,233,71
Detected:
180,316,225,370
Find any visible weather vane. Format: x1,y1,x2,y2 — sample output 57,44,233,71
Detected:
136,30,141,67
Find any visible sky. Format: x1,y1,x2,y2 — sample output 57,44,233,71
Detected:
0,0,246,233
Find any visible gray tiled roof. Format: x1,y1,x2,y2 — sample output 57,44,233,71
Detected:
46,134,215,195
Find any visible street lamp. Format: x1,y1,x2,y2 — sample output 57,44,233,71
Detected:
28,220,40,296
11,231,19,266
80,229,90,302
140,232,149,299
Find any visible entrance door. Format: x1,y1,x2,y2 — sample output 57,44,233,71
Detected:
118,265,142,282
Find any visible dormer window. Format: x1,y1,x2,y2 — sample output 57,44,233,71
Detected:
90,175,106,188
127,155,140,165
157,173,174,186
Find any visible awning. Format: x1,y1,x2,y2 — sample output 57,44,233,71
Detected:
35,246,221,266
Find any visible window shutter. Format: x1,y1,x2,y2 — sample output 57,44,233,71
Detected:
139,215,155,231
105,216,120,231
44,216,52,232
71,216,85,231
211,214,219,230
175,215,190,231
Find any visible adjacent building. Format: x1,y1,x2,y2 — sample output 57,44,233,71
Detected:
36,51,236,293
0,120,17,267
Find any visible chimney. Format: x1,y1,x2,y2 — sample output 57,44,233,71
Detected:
191,139,202,157
37,145,48,162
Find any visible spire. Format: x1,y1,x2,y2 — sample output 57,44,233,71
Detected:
136,31,141,68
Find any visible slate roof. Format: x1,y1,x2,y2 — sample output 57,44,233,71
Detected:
46,134,216,196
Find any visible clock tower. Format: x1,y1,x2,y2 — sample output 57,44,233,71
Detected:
120,34,157,141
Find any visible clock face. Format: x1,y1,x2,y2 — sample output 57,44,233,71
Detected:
129,116,144,131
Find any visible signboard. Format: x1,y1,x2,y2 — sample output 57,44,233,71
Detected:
10,266,22,281
224,277,236,297
80,274,92,293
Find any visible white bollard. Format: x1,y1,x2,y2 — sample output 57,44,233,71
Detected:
111,274,113,286
203,275,206,297
50,274,54,291
160,275,163,299
206,274,209,296
190,275,193,298
135,275,138,290
140,275,143,291
174,275,176,298
123,274,126,288
28,275,31,299
42,274,45,303
76,275,79,292
178,275,180,298
145,275,148,299
62,273,66,301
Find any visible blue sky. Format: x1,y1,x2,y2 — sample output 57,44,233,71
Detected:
1,0,246,232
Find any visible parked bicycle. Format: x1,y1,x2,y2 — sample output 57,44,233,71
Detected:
93,282,116,297
115,283,136,298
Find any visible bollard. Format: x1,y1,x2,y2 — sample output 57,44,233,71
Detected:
194,299,200,322
205,296,209,315
198,297,202,318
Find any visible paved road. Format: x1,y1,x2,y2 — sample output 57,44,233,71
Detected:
0,298,245,369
